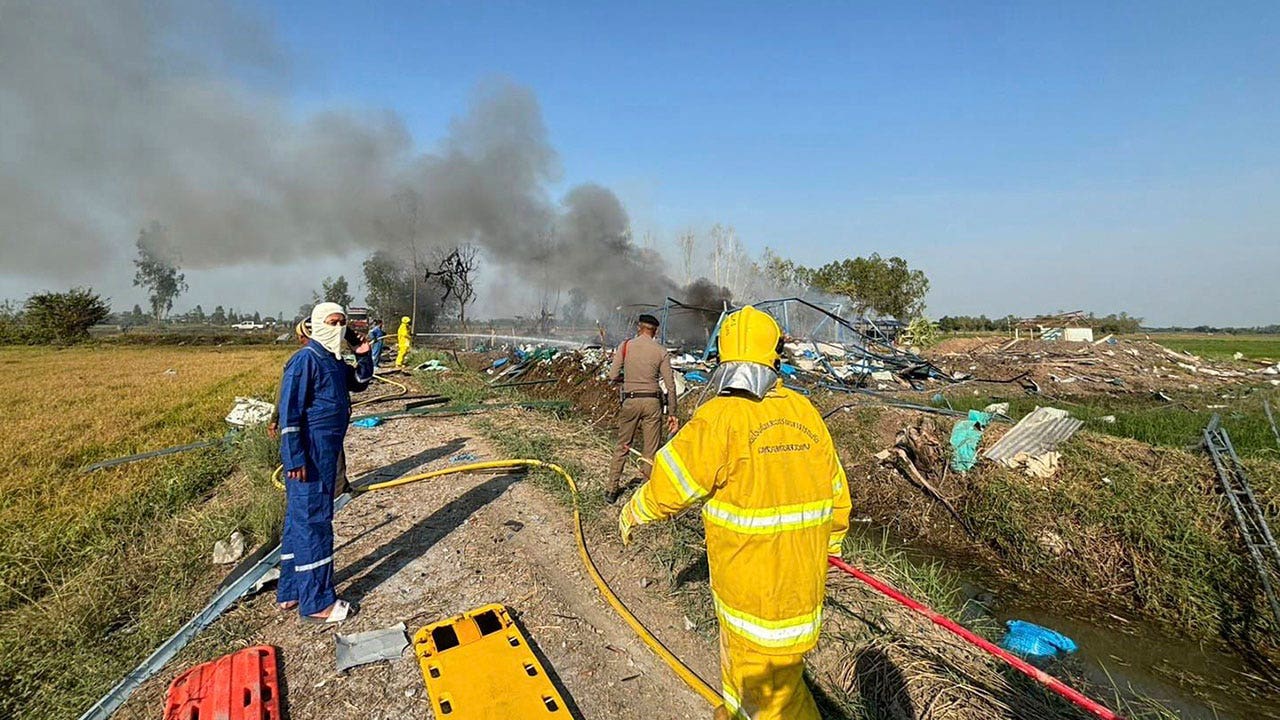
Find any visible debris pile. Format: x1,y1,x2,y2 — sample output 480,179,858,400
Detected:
923,336,1272,394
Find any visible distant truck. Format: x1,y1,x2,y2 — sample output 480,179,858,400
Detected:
231,321,266,330
346,306,370,333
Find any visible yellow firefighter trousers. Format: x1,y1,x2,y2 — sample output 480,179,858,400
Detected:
395,342,410,367
715,631,819,720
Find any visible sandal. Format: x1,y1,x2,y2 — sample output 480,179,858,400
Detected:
301,598,356,625
277,601,299,612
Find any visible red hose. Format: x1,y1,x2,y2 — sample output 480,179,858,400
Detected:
827,556,1123,720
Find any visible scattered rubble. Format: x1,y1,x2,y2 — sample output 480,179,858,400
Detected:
924,336,1266,394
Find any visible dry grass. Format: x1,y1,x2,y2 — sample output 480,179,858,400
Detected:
0,345,288,607
0,345,289,718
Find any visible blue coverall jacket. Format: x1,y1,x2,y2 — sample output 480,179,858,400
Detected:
368,326,386,365
276,340,373,614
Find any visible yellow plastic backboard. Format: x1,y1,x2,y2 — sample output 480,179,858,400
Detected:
414,603,569,718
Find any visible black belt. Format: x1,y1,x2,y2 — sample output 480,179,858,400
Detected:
621,391,661,400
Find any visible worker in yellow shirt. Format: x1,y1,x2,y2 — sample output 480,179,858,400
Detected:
619,305,851,720
395,316,412,368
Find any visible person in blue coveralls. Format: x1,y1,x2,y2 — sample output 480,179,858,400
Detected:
275,301,373,624
367,318,387,366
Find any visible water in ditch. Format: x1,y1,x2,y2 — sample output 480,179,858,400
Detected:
851,526,1280,719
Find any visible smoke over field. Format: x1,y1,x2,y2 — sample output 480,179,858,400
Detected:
0,0,690,311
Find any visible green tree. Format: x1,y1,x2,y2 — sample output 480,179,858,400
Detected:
362,251,439,327
192,304,206,323
315,275,354,308
24,288,110,343
562,287,588,326
132,222,188,321
210,305,226,325
760,247,813,296
252,310,261,324
809,253,929,321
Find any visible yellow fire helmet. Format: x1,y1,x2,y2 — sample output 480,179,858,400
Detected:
718,305,782,367
401,316,411,324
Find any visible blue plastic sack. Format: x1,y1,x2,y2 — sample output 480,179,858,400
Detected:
352,417,382,428
492,357,508,369
999,620,1077,658
779,363,798,378
949,409,992,473
684,370,708,383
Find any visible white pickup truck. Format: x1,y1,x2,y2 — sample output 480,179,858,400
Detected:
231,321,266,330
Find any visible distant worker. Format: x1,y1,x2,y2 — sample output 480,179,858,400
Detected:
605,313,678,504
368,319,386,366
395,315,412,368
618,306,851,720
276,302,373,624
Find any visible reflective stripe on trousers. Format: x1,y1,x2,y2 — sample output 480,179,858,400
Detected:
713,592,823,649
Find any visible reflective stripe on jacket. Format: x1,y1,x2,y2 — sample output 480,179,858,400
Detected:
622,384,851,655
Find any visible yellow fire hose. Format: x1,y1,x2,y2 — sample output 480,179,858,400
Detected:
351,373,409,408
272,458,723,709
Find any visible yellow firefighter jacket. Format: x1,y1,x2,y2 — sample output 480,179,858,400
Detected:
621,383,851,655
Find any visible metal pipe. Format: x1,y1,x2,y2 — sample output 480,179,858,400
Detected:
415,332,588,348
81,439,221,473
1265,399,1280,450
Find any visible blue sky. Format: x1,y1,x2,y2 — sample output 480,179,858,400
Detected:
249,1,1279,325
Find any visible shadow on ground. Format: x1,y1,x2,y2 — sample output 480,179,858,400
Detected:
509,609,587,720
336,470,523,602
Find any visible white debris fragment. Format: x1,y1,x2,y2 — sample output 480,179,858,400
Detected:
225,397,275,427
212,530,245,565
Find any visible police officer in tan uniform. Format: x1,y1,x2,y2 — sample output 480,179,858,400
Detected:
606,313,679,503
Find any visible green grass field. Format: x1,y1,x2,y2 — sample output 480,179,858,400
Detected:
1153,334,1280,362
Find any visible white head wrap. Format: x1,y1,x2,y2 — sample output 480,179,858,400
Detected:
310,302,346,358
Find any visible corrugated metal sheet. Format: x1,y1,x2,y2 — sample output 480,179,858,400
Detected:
983,407,1084,462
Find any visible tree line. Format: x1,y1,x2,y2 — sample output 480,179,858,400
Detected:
937,312,1144,334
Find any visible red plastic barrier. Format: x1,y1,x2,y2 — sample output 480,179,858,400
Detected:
828,556,1123,720
164,645,281,720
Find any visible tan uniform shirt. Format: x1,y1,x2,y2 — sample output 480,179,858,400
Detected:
608,333,678,414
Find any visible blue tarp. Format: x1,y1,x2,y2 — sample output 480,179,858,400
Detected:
999,620,1077,658
949,410,992,472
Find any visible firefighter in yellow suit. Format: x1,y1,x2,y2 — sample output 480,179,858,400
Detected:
395,316,412,368
619,305,851,720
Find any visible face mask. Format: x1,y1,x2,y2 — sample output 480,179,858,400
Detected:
309,302,347,359
312,320,345,359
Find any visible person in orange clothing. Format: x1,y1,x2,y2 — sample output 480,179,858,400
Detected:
619,305,851,720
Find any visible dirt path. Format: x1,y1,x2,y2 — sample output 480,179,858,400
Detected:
118,409,717,719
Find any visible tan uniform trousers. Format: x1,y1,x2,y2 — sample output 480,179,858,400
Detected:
608,397,662,492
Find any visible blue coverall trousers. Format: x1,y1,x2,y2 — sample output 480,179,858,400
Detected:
276,424,344,615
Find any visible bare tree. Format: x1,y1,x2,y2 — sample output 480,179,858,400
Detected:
676,230,697,285
392,188,425,330
708,223,726,287
428,244,480,328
